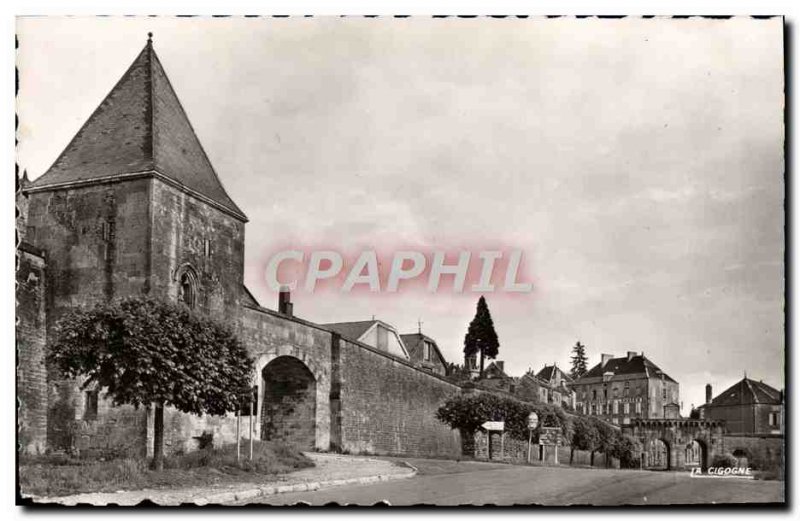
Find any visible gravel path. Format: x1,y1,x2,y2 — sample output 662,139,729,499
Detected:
32,452,415,506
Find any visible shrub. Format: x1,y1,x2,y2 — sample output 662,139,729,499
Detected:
436,392,569,442
612,435,640,469
710,453,738,468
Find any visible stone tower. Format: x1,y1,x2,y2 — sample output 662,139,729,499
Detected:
20,35,248,454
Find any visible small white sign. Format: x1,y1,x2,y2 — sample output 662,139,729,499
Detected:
527,412,539,430
481,421,505,431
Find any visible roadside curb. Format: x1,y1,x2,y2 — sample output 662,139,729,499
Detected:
200,463,418,505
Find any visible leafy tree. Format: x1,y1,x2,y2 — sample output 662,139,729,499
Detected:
569,416,599,464
46,296,254,470
435,392,570,457
689,406,701,419
611,434,640,469
463,296,500,379
569,341,588,380
593,418,619,467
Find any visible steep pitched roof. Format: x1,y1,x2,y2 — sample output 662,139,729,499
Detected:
29,36,246,221
537,365,574,384
399,333,447,366
709,378,783,407
322,320,379,341
577,354,677,384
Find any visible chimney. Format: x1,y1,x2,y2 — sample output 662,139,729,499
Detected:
705,383,712,404
627,351,637,361
601,353,613,367
278,286,293,317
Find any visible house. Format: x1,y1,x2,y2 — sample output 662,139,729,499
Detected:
515,366,576,409
536,364,574,388
323,320,410,359
698,378,783,435
399,333,447,375
571,351,680,424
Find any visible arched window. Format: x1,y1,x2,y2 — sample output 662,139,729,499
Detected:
176,265,198,309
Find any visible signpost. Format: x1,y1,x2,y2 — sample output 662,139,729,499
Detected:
481,421,505,460
539,426,561,464
527,412,539,463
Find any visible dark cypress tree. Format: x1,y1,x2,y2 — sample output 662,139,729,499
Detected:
570,341,589,379
463,296,500,378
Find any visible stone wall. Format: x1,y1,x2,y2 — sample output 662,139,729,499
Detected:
148,179,246,321
722,434,784,471
16,243,47,455
337,337,462,457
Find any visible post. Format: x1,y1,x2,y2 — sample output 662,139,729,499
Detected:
554,443,559,465
236,407,241,464
527,430,532,464
249,393,254,461
501,432,505,460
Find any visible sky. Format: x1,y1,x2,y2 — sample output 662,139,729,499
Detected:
16,16,785,413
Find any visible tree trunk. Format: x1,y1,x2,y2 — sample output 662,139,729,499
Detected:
479,349,485,379
590,450,595,467
570,447,575,465
153,402,164,471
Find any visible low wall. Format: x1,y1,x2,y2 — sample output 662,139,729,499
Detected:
471,431,618,468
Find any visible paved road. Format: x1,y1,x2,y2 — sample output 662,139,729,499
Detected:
244,458,784,506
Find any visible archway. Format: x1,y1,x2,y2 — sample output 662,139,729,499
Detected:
686,439,708,471
732,448,749,468
261,356,317,449
645,439,670,470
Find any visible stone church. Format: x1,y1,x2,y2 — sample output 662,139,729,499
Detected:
16,35,462,459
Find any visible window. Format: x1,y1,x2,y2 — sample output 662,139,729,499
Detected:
769,412,780,427
624,402,630,414
591,404,596,415
624,381,630,397
635,402,642,414
203,238,213,258
376,326,388,350
603,384,608,399
612,418,619,425
612,401,619,414
662,388,667,400
592,389,597,400
180,271,196,308
423,341,433,361
84,390,99,421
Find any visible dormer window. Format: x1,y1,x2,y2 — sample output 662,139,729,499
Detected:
423,341,433,361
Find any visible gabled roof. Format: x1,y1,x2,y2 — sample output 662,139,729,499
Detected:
709,378,783,407
29,36,246,221
322,320,379,341
537,365,574,384
577,354,677,384
484,361,510,379
399,333,447,366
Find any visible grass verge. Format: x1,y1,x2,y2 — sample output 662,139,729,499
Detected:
19,440,314,498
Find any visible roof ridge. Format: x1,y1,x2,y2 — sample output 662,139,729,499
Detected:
31,37,247,222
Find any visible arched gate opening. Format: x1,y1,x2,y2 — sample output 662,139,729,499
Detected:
261,356,317,449
645,439,670,470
